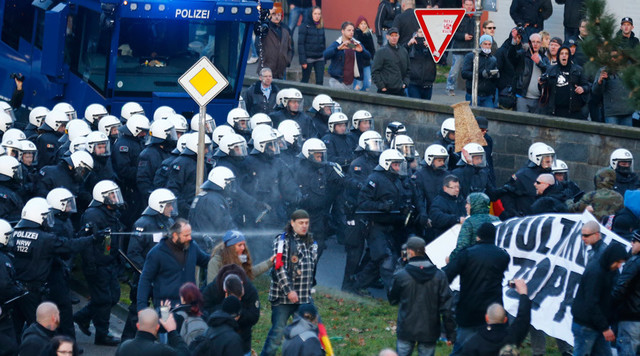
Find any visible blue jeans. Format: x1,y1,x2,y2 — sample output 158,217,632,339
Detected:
288,6,308,36
446,54,465,91
250,33,258,58
617,321,640,356
261,303,311,356
572,322,612,356
353,66,372,91
450,325,483,355
408,84,433,100
605,114,633,126
465,93,496,108
396,339,435,356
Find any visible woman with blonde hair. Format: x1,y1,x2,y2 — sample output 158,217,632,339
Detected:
206,230,274,284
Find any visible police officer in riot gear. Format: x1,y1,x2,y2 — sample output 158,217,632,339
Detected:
0,219,23,355
309,94,338,138
227,108,253,141
352,149,414,293
348,110,374,150
552,159,582,201
120,102,145,124
384,121,406,149
166,113,188,139
190,113,215,136
153,106,176,122
434,117,460,171
112,114,149,228
322,112,355,169
36,150,94,214
74,180,126,346
45,188,81,338
391,135,428,234
52,102,78,121
243,127,300,227
277,119,304,167
212,125,235,151
83,103,109,131
416,144,451,209
166,132,212,218
98,115,122,146
0,156,24,222
85,131,118,188
249,113,274,132
452,143,497,200
500,142,556,219
190,166,239,237
294,138,344,257
121,188,177,341
36,110,69,168
137,119,177,202
17,139,38,202
342,130,384,292
0,112,13,143
54,119,91,162
153,133,189,189
269,89,317,139
610,148,640,196
10,198,96,342
24,106,49,141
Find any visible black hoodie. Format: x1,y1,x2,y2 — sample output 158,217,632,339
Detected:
19,323,55,356
190,311,244,356
388,256,456,343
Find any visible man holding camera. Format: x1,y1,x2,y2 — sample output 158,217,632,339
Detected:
461,34,499,108
508,30,550,113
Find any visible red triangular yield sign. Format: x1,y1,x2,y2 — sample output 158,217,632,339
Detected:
414,8,467,63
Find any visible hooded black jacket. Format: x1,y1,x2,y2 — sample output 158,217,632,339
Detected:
429,190,466,238
388,256,456,343
282,317,325,356
613,253,640,321
407,39,437,87
190,311,244,356
530,183,569,214
538,49,590,115
19,322,55,356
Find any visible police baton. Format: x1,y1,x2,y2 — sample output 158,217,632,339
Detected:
118,249,142,274
3,290,29,305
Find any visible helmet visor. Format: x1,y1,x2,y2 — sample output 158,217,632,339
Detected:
74,166,92,182
4,107,16,122
277,136,288,151
12,164,23,182
616,159,634,173
204,120,215,135
390,160,408,176
92,140,111,157
229,142,248,157
62,196,77,213
234,119,250,133
365,138,384,153
430,155,449,170
64,111,78,121
469,153,486,168
264,140,281,157
161,199,178,217
166,127,178,141
44,210,55,228
103,188,125,206
308,150,327,164
286,98,303,113
398,144,416,159
19,150,38,166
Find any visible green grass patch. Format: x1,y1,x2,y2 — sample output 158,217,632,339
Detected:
435,65,451,84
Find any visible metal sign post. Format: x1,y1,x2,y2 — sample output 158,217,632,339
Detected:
178,56,229,195
471,1,483,107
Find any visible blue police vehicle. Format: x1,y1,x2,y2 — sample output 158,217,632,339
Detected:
0,0,272,122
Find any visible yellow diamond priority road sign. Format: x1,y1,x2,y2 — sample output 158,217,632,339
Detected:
178,56,229,107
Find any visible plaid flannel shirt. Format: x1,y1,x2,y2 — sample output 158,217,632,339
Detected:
268,232,318,305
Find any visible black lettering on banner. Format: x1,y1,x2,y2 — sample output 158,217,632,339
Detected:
574,235,587,267
497,219,518,248
553,271,582,322
526,258,551,295
531,265,567,309
511,257,536,280
513,217,535,251
551,218,579,255
517,216,544,252
536,216,554,254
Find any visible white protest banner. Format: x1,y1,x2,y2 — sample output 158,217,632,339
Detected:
426,224,461,289
497,211,630,345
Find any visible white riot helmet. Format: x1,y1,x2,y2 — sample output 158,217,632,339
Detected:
610,148,634,173
183,131,211,155
424,144,449,169
65,119,92,141
153,106,176,122
311,94,336,113
227,108,251,134
391,134,416,159
274,128,288,151
147,119,177,145
65,150,94,181
29,106,49,129
17,197,54,229
98,115,122,138
251,124,274,143
352,110,374,131
0,219,12,246
52,102,77,121
146,188,177,216
121,102,145,122
0,156,22,182
173,132,190,154
92,180,124,207
0,101,15,122
278,120,302,146
301,138,327,165
378,149,407,175
86,131,111,156
552,159,569,174
252,127,280,157
46,188,77,214
204,166,236,190
385,121,406,143
190,113,215,134
125,114,150,137
275,88,293,109
357,130,384,153
18,139,38,165
249,113,273,130
440,118,455,141
2,128,26,144
69,136,88,154
528,142,555,167
83,103,108,124
460,143,486,167
217,133,248,158
328,112,349,134
282,88,304,112
212,125,235,146
1,137,22,159
0,112,13,133
42,110,69,132
166,114,188,134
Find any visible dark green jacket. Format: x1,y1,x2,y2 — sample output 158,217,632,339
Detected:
450,193,499,259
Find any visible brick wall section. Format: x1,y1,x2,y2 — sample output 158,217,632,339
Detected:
245,77,640,191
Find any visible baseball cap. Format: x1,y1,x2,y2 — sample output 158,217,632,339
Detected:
549,37,563,46
622,17,633,25
388,27,399,35
406,236,426,252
